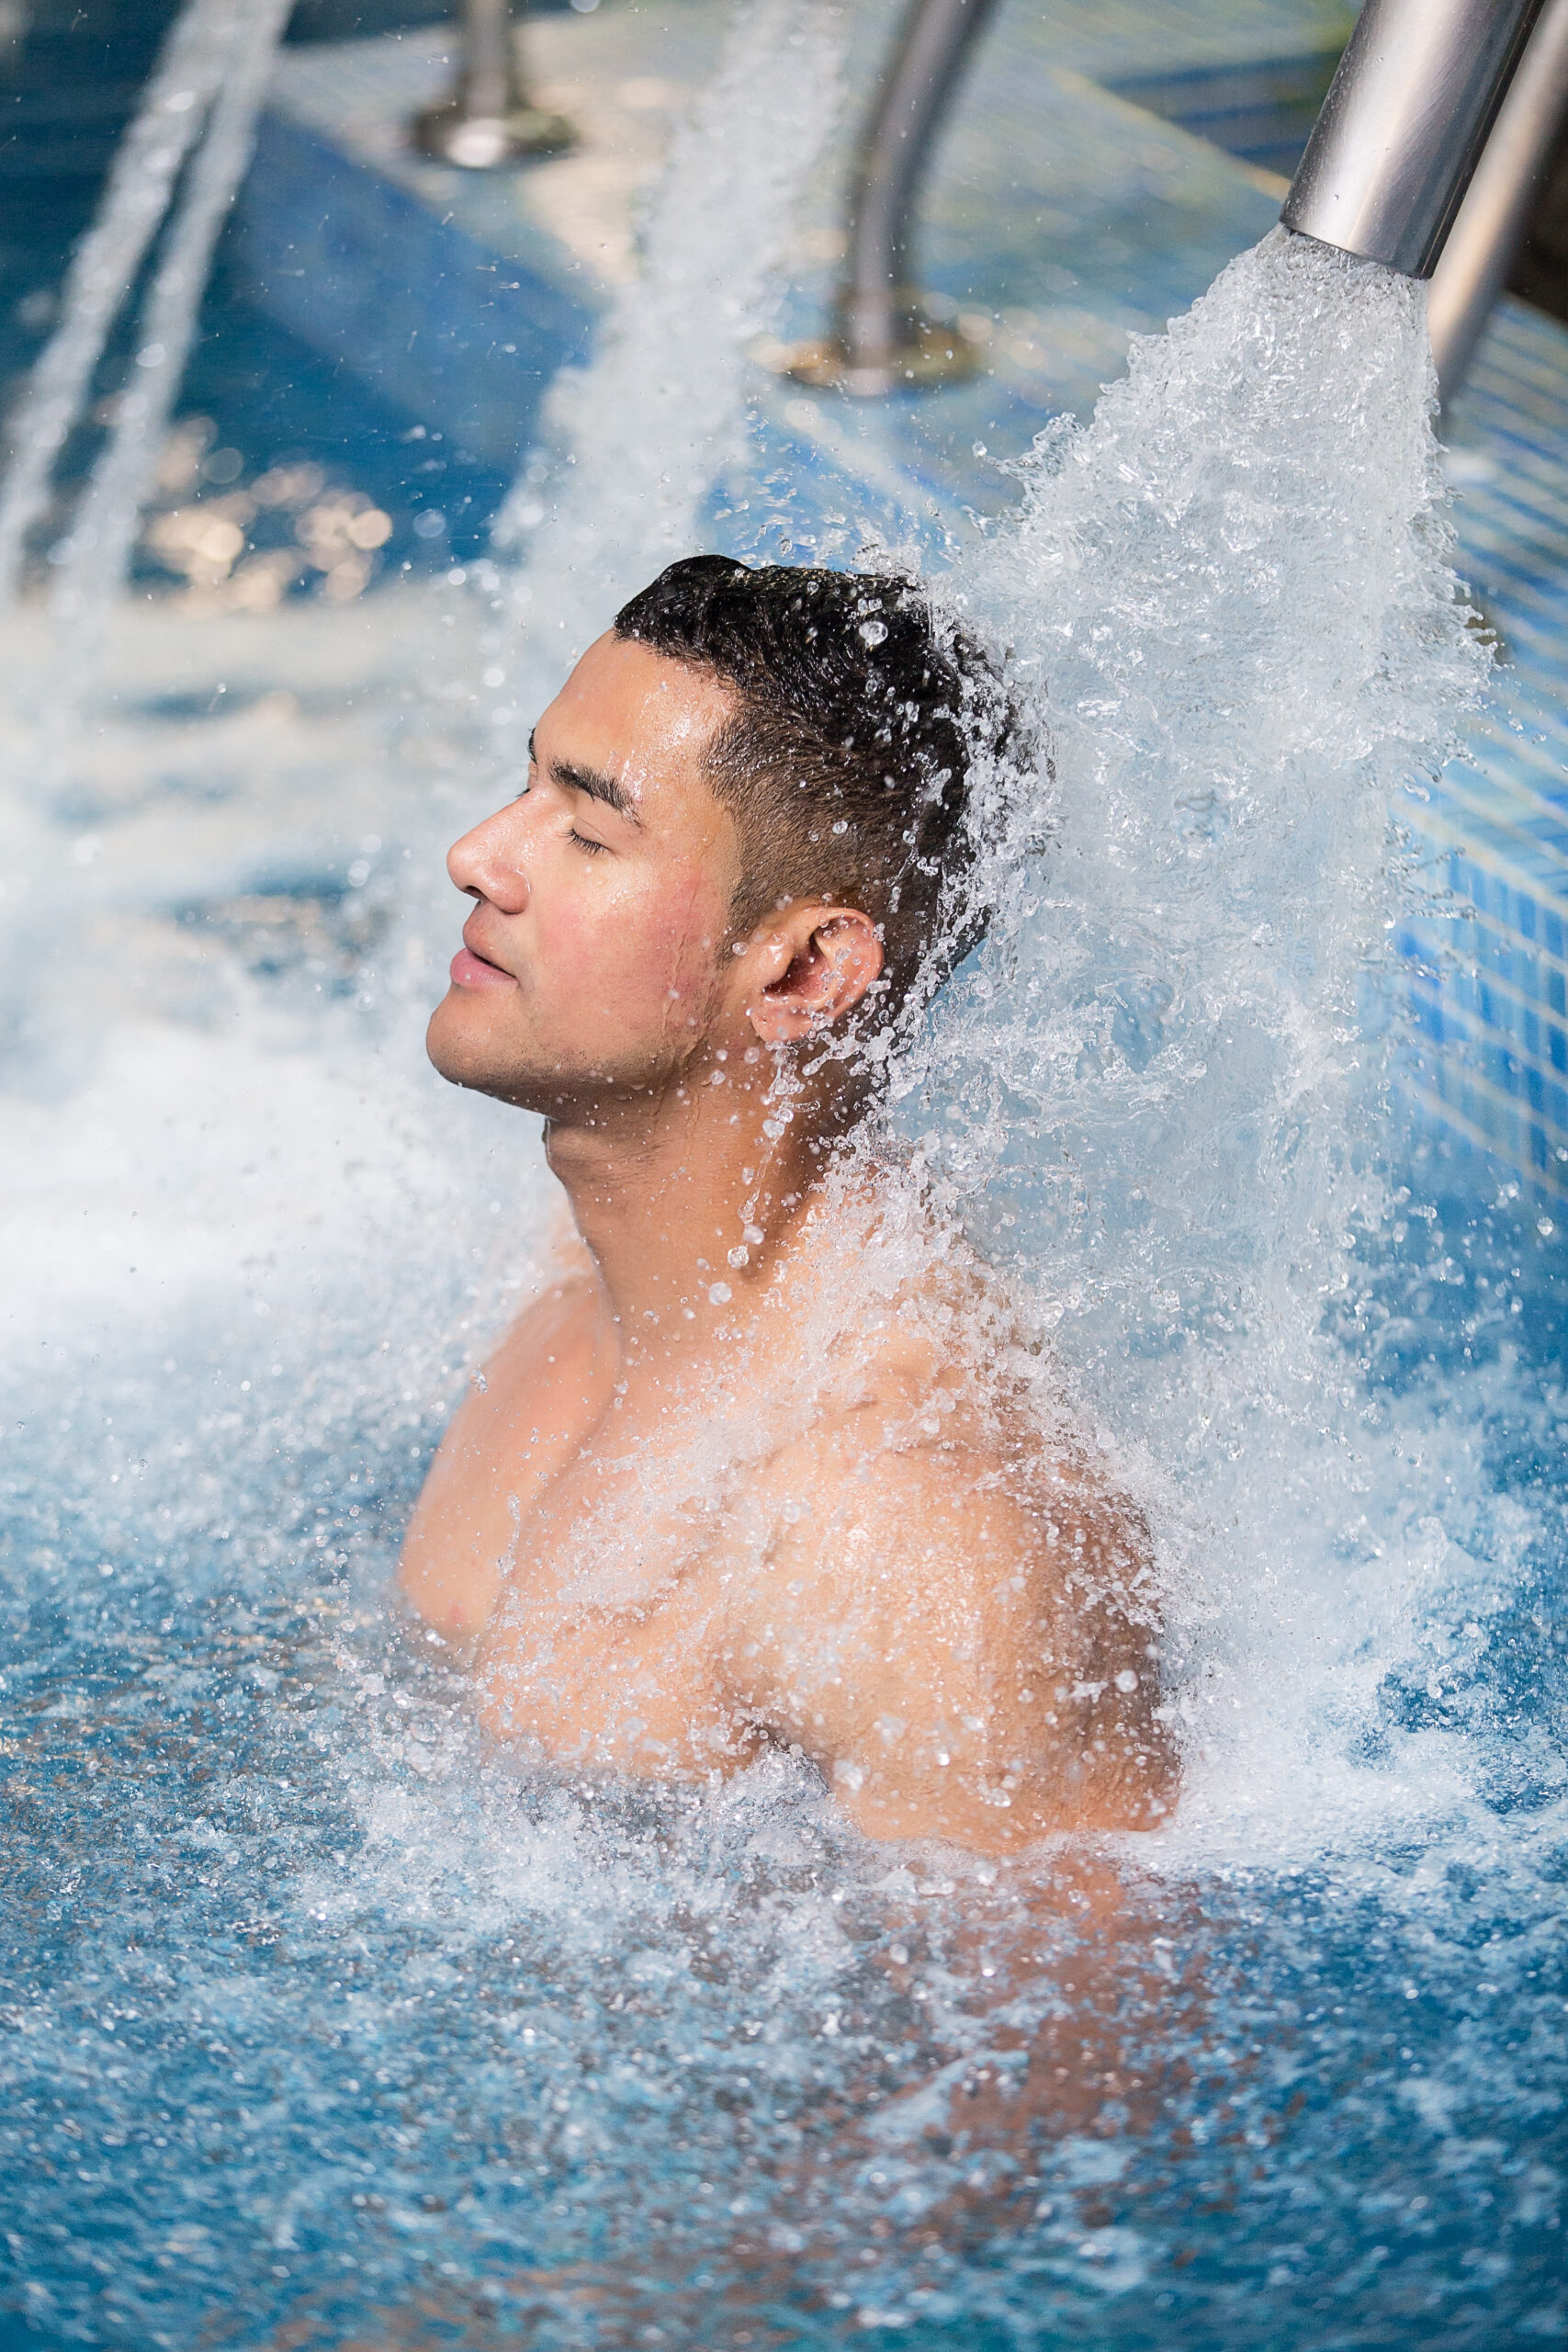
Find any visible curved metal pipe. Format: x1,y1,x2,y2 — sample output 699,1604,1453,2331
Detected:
840,0,998,368
1428,0,1568,401
784,0,999,394
412,0,571,170
1281,0,1547,277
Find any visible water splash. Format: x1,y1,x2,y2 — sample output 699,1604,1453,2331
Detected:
491,0,844,678
893,229,1517,1826
932,232,1484,1300
0,0,231,604
48,0,293,649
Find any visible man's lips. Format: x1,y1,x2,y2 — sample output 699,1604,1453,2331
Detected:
450,943,515,990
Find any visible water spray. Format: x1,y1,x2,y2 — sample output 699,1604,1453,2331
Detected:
0,0,290,624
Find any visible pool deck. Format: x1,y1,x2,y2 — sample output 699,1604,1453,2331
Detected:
235,0,1340,494
167,0,1568,1204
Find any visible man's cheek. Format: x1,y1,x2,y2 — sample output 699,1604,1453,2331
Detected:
657,870,727,1000
537,899,668,1015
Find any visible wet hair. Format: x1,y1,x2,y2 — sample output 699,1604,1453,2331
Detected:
613,555,1019,1001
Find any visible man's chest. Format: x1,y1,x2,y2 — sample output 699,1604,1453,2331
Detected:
467,1431,763,1769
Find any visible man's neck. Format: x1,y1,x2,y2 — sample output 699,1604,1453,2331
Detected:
542,1057,855,1361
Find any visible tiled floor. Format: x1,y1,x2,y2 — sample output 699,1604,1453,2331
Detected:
240,0,1315,482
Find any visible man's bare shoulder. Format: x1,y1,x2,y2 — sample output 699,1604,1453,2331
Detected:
750,1394,1151,1650
725,1365,1176,1849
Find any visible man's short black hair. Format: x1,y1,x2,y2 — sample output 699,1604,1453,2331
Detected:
614,555,1018,1000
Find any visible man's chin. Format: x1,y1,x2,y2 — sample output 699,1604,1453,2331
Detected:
425,997,690,1121
427,991,536,1107
425,993,597,1115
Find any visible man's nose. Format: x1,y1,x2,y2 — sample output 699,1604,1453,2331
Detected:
447,806,530,913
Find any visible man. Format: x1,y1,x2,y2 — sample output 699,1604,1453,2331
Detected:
399,556,1175,1851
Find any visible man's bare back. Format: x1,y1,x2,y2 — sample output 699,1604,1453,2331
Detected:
398,560,1178,1853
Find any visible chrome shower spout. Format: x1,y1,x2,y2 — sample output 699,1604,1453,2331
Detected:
1281,0,1548,277
1427,0,1568,401
776,0,999,395
411,0,572,171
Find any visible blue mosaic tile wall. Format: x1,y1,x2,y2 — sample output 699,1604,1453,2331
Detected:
1402,298,1568,1206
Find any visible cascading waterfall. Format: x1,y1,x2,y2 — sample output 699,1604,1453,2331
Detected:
0,0,232,605
891,229,1506,1816
47,0,294,645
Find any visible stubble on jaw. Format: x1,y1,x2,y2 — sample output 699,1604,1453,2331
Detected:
425,958,733,1123
430,846,743,1116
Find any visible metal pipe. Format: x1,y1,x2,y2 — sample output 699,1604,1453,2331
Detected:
412,0,571,170
457,0,513,125
840,0,998,369
1428,0,1568,400
783,0,1000,394
1281,0,1547,277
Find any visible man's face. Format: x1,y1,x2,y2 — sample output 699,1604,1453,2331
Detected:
427,633,746,1114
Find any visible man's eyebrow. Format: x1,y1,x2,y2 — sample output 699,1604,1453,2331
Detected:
554,759,640,823
526,729,639,824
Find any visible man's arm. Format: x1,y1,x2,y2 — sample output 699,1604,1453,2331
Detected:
718,1427,1176,1852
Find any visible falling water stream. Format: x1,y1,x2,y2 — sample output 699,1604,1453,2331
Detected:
0,0,291,629
2,3,1564,2346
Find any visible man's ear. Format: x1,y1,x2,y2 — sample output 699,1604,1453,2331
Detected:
748,909,884,1045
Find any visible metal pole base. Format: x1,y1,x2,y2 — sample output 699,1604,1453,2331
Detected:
771,309,986,396
412,96,573,168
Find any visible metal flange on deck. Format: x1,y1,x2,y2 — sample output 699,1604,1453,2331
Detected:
775,0,998,395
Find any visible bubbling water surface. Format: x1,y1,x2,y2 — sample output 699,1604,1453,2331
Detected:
3,23,1566,2350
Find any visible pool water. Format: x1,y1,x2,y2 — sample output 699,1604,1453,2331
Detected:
3,1388,1564,2347
0,134,509,607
